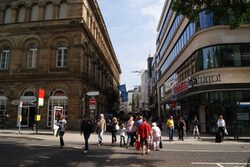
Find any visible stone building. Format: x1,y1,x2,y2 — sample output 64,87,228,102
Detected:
0,0,121,130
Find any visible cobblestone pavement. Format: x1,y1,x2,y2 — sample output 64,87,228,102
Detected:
0,129,250,167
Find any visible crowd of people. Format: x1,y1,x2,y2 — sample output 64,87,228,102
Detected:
55,113,227,155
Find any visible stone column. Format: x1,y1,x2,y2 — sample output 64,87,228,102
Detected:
54,4,59,19
39,5,44,20
25,6,31,22
12,7,17,23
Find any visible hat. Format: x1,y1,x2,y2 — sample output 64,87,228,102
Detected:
152,122,157,127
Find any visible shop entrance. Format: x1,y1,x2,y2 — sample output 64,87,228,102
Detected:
20,106,36,127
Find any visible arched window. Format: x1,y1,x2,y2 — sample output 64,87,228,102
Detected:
0,46,10,69
56,42,67,67
48,88,68,127
4,7,12,24
45,2,54,20
31,4,39,21
27,42,38,69
59,2,68,19
17,6,25,22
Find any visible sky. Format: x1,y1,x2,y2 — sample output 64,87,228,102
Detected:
98,0,164,90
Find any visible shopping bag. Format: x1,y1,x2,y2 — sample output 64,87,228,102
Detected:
224,128,228,135
135,140,140,151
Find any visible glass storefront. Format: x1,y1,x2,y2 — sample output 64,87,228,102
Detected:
179,90,250,137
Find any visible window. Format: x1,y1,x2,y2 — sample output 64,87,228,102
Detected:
31,5,39,21
56,46,67,67
17,6,25,22
27,43,37,69
4,7,12,24
0,47,9,69
45,3,54,20
59,2,68,19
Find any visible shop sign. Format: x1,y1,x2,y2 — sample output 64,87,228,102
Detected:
191,73,221,86
174,80,188,94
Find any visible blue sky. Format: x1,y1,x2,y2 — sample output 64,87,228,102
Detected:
98,0,164,90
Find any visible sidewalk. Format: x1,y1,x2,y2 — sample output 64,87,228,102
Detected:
0,128,249,145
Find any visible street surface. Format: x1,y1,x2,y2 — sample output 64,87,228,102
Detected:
0,129,249,167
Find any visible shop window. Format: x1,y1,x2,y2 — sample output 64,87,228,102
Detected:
0,91,7,117
47,89,68,127
0,46,10,69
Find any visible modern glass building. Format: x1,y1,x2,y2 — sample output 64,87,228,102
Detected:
154,0,250,137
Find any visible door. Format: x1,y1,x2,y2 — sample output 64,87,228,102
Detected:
21,107,29,127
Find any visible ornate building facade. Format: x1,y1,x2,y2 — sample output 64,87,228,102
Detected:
0,0,121,130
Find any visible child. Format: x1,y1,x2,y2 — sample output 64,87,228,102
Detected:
118,123,126,147
151,122,161,151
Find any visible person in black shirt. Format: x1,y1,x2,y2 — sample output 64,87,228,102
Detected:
178,116,186,141
80,115,94,154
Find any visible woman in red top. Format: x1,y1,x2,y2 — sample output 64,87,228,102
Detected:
137,117,151,155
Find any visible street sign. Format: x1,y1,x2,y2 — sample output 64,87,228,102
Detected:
89,104,96,110
87,91,99,96
11,100,21,105
38,89,45,107
89,98,96,105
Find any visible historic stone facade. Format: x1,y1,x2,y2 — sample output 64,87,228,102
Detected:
0,0,121,130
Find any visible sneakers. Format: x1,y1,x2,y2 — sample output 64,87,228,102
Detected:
83,150,88,154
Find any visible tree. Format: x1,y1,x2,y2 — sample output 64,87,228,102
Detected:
171,0,250,28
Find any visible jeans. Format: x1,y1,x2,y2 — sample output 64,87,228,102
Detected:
127,132,133,146
111,131,117,143
59,131,65,147
84,132,90,150
98,128,103,144
168,127,174,141
120,136,126,146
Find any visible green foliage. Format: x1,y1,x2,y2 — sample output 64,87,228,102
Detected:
171,0,250,28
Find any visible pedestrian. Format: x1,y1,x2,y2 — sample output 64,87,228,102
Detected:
137,117,151,155
80,115,93,154
217,115,226,142
57,115,67,148
118,123,126,147
125,116,135,147
151,122,161,151
178,116,186,141
166,115,174,142
97,113,106,145
111,117,119,145
192,116,200,139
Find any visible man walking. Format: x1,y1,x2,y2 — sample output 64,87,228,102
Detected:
80,115,94,154
166,115,174,142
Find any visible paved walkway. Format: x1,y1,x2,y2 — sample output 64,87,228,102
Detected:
0,128,249,145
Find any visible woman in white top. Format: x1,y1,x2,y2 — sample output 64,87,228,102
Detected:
57,115,67,148
217,115,226,141
151,122,161,151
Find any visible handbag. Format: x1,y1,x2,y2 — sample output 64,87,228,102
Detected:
159,137,163,149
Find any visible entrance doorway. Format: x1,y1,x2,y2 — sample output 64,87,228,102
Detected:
20,106,36,127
